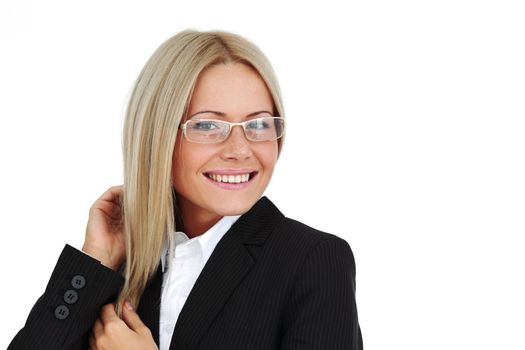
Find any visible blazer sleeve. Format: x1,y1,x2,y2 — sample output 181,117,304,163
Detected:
7,244,125,350
280,236,363,350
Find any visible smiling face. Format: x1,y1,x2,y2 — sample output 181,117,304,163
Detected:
172,62,279,236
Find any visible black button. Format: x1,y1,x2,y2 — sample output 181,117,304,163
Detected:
71,275,86,289
64,290,79,304
54,305,70,320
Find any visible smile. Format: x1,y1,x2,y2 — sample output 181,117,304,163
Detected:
206,173,251,183
203,171,258,189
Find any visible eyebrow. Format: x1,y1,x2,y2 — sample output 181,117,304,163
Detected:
188,110,273,119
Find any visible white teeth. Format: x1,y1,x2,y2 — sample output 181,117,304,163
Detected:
207,173,252,183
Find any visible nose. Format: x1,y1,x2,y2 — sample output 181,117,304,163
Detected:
220,125,253,160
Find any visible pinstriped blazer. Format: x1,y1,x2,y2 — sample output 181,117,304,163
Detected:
8,196,363,349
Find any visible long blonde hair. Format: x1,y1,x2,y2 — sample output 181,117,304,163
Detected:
118,30,285,312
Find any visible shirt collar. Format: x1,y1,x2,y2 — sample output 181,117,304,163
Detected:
161,215,241,272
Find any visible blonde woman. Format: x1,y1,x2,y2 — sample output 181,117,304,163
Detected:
8,30,362,350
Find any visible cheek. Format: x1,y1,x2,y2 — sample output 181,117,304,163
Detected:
171,141,217,185
257,143,279,170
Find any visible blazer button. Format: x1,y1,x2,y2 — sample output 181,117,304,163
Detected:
54,305,70,320
71,275,86,289
64,289,79,304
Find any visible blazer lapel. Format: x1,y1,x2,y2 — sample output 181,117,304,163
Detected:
168,196,284,350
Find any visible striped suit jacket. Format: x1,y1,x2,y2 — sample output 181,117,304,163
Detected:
8,196,363,349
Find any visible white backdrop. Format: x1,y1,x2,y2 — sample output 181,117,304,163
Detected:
1,0,524,349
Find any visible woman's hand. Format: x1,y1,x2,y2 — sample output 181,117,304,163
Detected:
89,303,158,350
82,185,125,271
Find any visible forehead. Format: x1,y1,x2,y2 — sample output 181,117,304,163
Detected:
188,63,274,117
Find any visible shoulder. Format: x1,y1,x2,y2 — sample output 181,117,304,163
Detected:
275,216,352,249
274,219,362,349
249,196,357,272
269,216,356,271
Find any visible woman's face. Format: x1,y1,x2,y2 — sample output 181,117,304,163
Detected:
172,62,278,229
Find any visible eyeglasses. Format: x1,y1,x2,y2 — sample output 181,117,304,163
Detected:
180,116,285,144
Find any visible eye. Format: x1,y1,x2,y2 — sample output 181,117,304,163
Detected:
246,118,271,130
189,120,221,131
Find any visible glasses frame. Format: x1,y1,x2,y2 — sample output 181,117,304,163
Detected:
179,116,285,144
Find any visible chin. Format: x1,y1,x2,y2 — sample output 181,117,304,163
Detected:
211,195,260,216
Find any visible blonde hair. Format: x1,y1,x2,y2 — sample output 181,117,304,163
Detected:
117,30,285,312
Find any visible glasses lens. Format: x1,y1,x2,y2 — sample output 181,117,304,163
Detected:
245,117,285,141
184,119,229,143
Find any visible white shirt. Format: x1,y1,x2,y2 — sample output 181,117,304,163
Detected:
158,215,241,350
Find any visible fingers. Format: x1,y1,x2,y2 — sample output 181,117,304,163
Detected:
99,186,124,219
122,301,150,335
98,185,124,205
90,318,103,350
100,303,120,325
92,318,103,336
90,303,156,350
89,185,123,217
93,200,123,222
91,304,124,349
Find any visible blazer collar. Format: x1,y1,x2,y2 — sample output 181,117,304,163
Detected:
137,196,284,350
230,195,285,245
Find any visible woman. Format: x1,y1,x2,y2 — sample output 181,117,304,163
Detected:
8,30,362,350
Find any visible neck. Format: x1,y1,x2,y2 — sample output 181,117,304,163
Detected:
176,200,222,239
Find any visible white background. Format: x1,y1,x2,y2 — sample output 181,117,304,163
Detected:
1,0,524,349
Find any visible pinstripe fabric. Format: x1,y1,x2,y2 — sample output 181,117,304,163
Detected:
141,197,363,350
7,245,124,349
8,196,363,349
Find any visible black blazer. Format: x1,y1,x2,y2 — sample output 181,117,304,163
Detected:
8,196,363,349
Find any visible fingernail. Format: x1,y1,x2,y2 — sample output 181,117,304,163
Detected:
125,301,133,310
